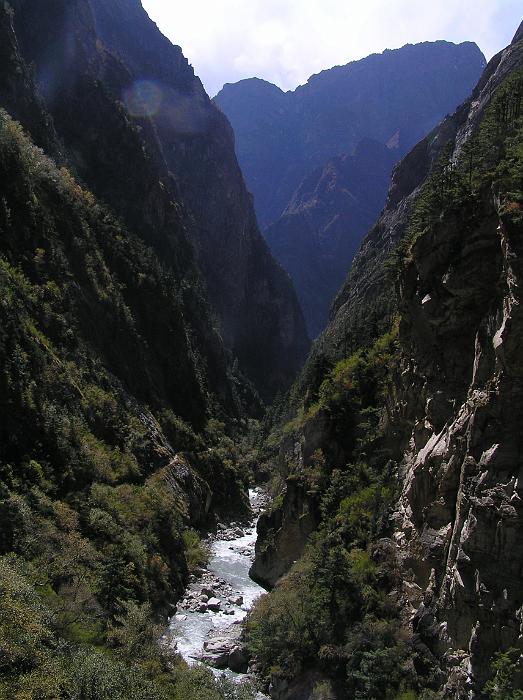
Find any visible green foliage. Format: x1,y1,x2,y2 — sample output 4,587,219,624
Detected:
247,528,409,697
0,111,256,697
484,649,523,700
0,547,255,699
273,322,398,476
0,556,55,680
107,600,160,661
338,483,390,543
247,326,404,695
158,410,205,453
182,529,210,572
316,325,397,417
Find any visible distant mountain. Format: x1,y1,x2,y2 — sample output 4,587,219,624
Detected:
216,40,486,337
265,139,396,336
215,41,487,229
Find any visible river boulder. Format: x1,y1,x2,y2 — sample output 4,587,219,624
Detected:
200,624,249,672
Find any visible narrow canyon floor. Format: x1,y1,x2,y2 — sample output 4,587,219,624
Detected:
169,489,269,688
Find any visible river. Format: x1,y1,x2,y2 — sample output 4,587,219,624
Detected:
169,488,267,678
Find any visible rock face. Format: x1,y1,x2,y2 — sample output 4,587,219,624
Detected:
7,0,309,401
252,25,523,698
265,139,396,337
250,480,320,589
200,624,249,673
388,32,523,693
215,41,486,229
394,196,523,694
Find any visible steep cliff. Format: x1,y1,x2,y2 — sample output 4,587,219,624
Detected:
265,139,396,337
391,27,523,695
0,2,58,156
248,23,523,700
8,0,309,401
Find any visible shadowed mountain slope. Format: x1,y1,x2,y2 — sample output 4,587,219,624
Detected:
216,40,486,228
8,0,309,401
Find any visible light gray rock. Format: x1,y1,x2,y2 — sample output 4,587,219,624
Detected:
200,637,230,668
199,623,250,672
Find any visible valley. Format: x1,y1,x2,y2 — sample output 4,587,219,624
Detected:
171,489,267,677
0,2,522,699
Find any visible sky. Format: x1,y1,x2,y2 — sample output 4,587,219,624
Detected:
141,1,522,97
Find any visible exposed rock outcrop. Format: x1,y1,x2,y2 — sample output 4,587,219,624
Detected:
252,25,523,698
199,624,249,673
390,42,523,686
250,480,320,589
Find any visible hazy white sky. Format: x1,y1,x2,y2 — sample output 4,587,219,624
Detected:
141,1,522,97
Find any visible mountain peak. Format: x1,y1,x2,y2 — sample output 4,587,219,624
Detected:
214,77,286,105
513,20,523,45
305,39,485,87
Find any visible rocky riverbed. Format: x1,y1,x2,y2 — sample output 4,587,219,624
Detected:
169,489,269,681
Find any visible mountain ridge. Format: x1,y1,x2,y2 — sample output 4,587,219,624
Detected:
215,39,486,228
216,39,487,338
265,138,396,336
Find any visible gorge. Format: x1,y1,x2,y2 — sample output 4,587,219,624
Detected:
215,41,486,336
0,2,522,700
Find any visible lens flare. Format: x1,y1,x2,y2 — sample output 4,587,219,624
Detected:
123,80,163,117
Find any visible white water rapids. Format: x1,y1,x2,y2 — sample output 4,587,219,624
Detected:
169,489,267,673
